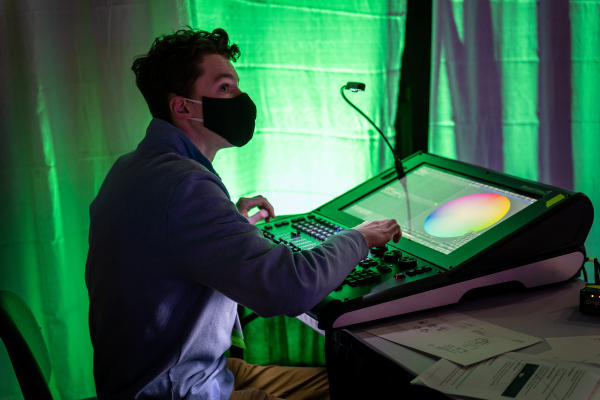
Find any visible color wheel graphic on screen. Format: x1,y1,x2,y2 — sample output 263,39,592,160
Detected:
424,193,511,237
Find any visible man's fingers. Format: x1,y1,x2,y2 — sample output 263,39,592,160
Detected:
385,220,401,243
239,196,265,210
240,196,276,219
385,219,398,228
392,226,402,243
248,209,269,225
261,199,276,219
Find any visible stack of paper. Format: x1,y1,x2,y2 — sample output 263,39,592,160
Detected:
413,353,600,400
367,313,542,365
367,314,600,400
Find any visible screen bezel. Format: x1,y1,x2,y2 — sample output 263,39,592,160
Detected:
312,152,572,270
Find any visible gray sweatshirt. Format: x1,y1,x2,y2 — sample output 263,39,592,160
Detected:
85,118,368,399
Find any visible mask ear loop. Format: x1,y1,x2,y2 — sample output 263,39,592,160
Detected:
184,98,204,122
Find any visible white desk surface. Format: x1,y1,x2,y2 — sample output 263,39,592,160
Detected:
346,279,600,377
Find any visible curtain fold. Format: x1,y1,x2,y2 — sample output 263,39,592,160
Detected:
0,1,406,398
429,0,600,282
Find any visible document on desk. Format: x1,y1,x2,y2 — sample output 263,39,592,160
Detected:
540,336,600,365
366,313,541,365
412,352,600,400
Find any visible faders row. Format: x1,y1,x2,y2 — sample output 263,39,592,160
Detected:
261,230,303,252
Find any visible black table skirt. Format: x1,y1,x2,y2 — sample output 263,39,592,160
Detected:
325,329,449,399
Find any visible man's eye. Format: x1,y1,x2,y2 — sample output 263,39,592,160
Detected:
219,84,229,92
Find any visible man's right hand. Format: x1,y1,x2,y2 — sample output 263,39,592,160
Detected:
353,219,402,249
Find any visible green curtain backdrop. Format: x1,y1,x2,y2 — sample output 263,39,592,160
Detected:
429,0,600,281
0,1,406,399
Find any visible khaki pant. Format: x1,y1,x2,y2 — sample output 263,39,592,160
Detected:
227,358,330,400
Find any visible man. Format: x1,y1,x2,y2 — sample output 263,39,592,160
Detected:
85,27,401,400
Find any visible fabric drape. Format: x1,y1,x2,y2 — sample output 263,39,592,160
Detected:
429,0,600,279
0,1,406,399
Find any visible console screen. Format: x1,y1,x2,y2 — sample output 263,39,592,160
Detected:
342,165,537,254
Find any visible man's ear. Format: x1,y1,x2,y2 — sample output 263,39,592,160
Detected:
169,95,199,121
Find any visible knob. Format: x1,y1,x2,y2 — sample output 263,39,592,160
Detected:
383,251,401,263
370,245,387,255
400,257,417,269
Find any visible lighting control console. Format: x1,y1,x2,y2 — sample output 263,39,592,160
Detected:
257,152,593,330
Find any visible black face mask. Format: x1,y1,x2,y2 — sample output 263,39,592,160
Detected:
185,93,257,147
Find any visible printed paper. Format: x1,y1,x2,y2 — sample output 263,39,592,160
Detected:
367,313,541,365
412,352,600,400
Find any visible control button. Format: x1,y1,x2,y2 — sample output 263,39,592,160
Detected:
335,285,343,291
273,238,281,244
307,215,315,220
415,266,424,274
377,265,392,273
406,269,417,276
358,260,370,268
423,265,432,272
370,246,387,255
264,225,273,230
291,223,298,229
400,257,418,269
395,273,405,279
290,232,300,238
274,222,283,228
348,279,358,287
383,251,401,263
281,221,290,226
367,259,379,267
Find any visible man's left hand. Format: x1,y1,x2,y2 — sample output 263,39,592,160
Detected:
236,195,276,225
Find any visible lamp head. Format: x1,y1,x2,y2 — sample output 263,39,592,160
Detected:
344,82,366,92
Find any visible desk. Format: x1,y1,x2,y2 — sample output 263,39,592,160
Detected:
324,279,600,399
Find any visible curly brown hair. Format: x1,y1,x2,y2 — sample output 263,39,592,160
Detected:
132,27,241,123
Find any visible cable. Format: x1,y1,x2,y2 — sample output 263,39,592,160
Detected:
340,86,406,180
340,83,411,228
583,257,600,284
581,262,589,282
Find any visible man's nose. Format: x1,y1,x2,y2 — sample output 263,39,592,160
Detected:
231,87,243,97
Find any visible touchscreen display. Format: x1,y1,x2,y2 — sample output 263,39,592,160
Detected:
342,165,537,254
